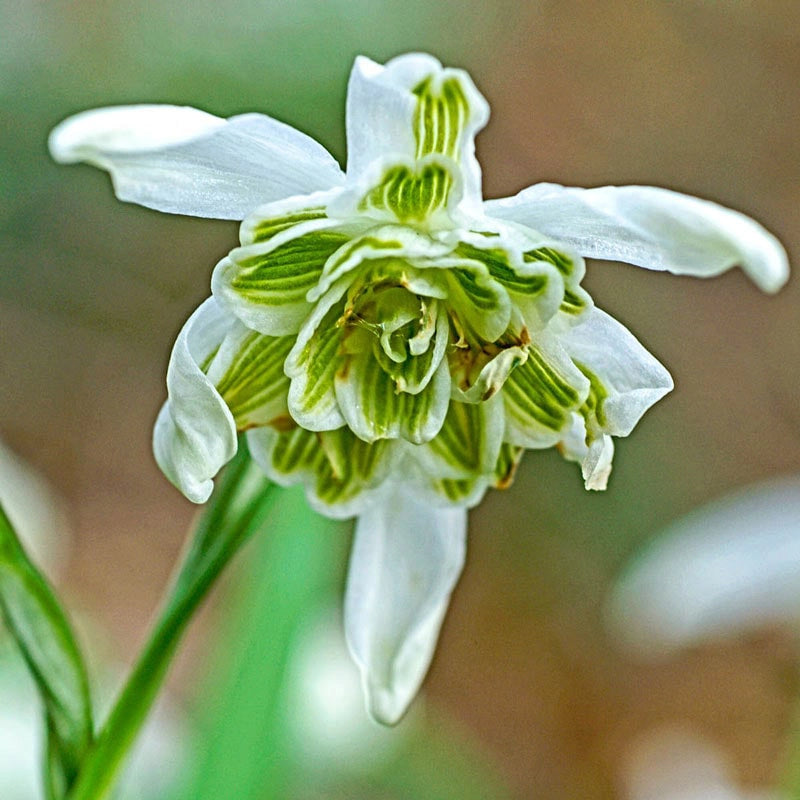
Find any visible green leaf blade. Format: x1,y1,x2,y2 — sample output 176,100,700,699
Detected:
0,501,93,796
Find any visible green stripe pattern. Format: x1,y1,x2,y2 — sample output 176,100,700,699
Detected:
336,353,450,444
574,361,609,442
268,427,391,508
248,207,327,244
503,345,585,443
412,75,470,160
214,332,294,429
229,231,350,311
358,162,454,223
525,246,589,316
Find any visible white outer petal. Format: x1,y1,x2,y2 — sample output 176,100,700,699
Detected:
153,298,237,503
49,105,345,219
609,476,800,658
344,486,467,725
559,307,674,437
486,183,789,293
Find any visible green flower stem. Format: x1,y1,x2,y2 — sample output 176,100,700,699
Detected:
67,443,278,800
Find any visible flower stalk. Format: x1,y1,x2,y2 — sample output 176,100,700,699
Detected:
67,442,277,800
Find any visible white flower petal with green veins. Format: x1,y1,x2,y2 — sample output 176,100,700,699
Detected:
153,298,237,503
414,394,505,482
335,351,451,445
345,53,489,214
284,279,350,432
486,183,789,293
239,189,344,245
308,223,452,303
247,426,395,519
502,334,591,449
205,322,294,431
344,486,467,724
49,106,345,219
212,223,352,336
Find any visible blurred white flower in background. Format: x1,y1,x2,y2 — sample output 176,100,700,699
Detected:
285,607,412,773
609,476,800,658
621,726,785,800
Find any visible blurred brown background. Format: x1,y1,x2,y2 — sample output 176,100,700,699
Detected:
1,1,799,797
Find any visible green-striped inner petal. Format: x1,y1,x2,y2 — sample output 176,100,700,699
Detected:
230,231,349,308
574,360,609,435
427,400,493,474
524,246,574,277
287,301,344,424
358,162,454,223
249,207,327,243
214,332,294,428
503,345,583,433
336,351,450,444
525,246,588,315
493,442,524,489
459,242,548,297
269,426,391,507
412,75,470,160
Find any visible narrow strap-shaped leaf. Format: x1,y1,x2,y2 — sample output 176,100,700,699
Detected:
67,439,277,800
0,502,93,799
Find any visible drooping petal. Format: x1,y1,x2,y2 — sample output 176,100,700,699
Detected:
344,487,467,724
49,106,345,219
153,298,237,503
559,307,674,438
345,54,489,213
486,183,789,293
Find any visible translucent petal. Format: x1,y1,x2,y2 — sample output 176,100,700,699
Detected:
344,487,467,724
486,183,789,293
152,298,237,503
50,105,345,219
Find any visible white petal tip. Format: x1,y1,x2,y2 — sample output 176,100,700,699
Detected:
363,681,412,726
48,105,224,164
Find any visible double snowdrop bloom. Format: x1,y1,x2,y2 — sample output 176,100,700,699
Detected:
50,53,788,724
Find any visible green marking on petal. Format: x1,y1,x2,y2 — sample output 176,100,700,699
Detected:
502,343,588,444
336,349,451,444
267,426,392,509
248,207,328,243
524,246,590,316
412,75,470,160
493,442,524,489
358,162,454,223
574,360,609,434
231,231,350,304
286,299,346,430
524,246,574,277
426,399,501,475
212,331,294,429
458,242,548,297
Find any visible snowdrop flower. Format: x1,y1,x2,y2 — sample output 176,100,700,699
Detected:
49,53,788,724
610,477,800,657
